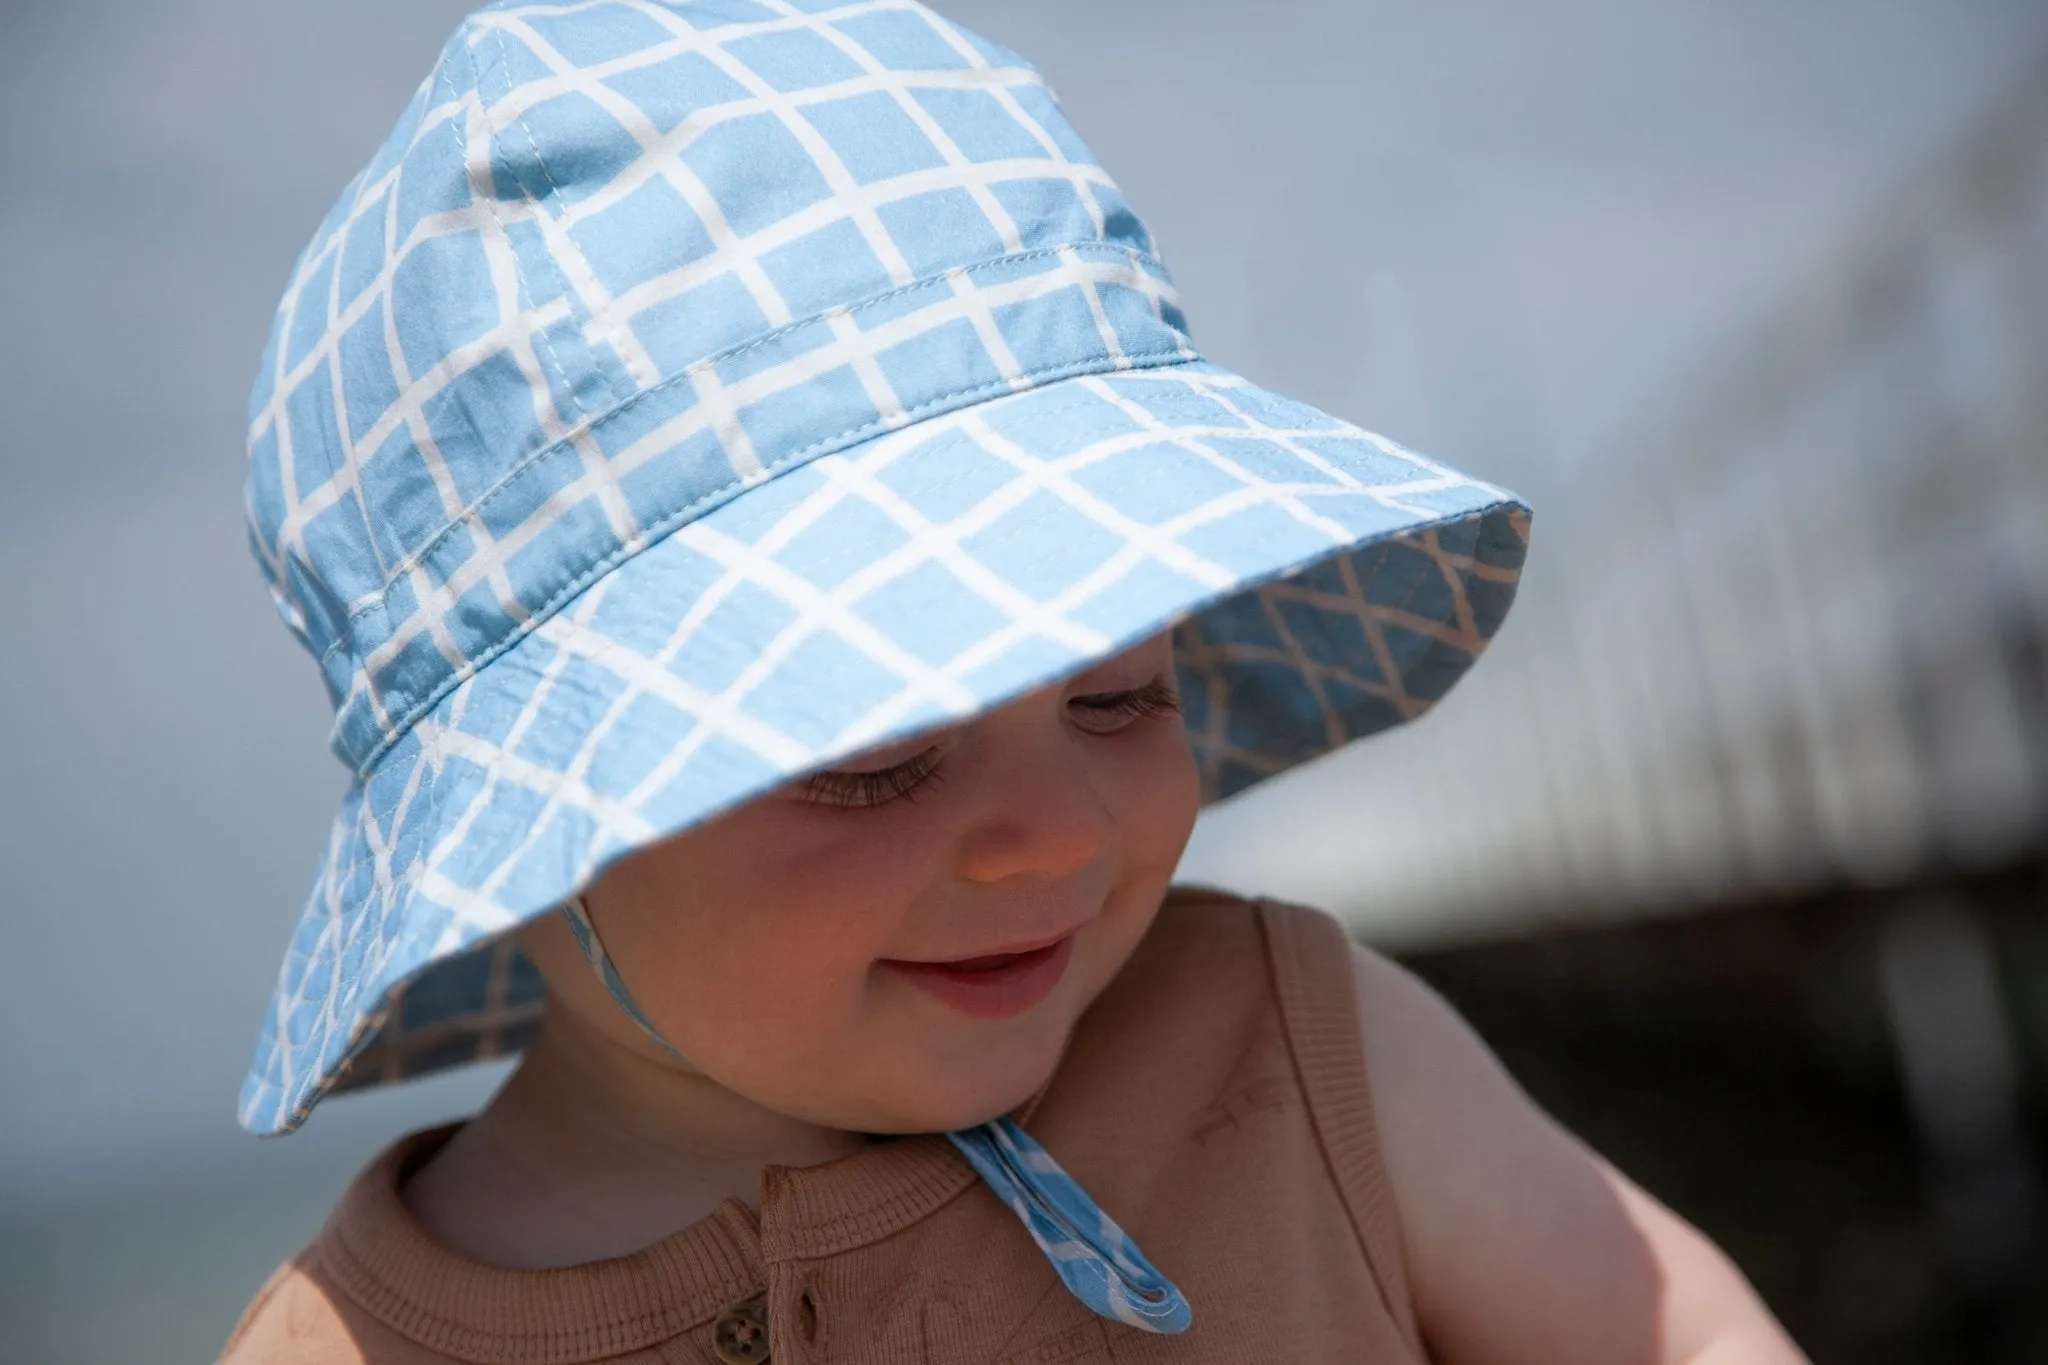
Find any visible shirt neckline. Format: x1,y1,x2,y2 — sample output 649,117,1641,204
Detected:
317,1120,985,1361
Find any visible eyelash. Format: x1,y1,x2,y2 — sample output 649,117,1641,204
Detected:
798,675,1181,809
1067,676,1182,731
799,746,947,809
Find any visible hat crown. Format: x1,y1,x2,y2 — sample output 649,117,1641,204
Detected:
244,0,1192,773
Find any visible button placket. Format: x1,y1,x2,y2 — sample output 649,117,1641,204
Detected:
797,1286,821,1348
763,1277,823,1364
711,1296,771,1364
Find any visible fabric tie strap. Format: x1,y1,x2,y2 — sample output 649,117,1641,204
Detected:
559,898,1191,1335
946,1118,1192,1333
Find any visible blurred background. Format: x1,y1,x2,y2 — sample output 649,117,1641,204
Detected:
2,1,2045,1360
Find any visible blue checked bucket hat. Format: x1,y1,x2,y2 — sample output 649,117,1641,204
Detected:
240,0,1529,1333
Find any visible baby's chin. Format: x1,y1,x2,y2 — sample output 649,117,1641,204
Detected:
798,1025,1074,1137
902,1065,1058,1135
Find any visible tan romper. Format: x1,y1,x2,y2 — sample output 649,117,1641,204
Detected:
221,890,1426,1363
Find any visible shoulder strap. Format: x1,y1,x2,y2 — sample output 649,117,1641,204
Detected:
1257,898,1425,1357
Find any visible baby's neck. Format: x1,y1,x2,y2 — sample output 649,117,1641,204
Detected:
402,1023,866,1268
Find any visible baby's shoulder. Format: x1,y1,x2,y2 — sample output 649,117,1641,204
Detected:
218,1253,383,1365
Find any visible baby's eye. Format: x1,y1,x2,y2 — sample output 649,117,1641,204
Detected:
1067,675,1182,735
797,746,945,808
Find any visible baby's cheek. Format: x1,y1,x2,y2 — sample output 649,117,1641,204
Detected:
1118,726,1202,870
736,909,885,1013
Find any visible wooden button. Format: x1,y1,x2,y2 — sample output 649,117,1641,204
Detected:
712,1297,771,1363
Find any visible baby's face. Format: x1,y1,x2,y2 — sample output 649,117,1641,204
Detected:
520,633,1200,1134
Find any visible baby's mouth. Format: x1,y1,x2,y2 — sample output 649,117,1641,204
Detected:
880,934,1076,1019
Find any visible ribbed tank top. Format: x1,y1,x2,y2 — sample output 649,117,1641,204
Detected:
221,890,1425,1362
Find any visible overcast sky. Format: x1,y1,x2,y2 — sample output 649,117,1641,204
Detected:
3,0,2045,1212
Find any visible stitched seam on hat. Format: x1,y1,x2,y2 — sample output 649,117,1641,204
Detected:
324,239,1180,658
339,346,1203,774
644,387,1130,554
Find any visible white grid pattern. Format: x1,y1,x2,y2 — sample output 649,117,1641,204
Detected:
240,0,1530,1134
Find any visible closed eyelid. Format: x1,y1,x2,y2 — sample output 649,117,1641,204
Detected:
1071,674,1179,705
1067,677,1181,730
798,745,946,807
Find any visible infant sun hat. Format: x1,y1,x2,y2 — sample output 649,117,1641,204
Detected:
243,0,1526,1231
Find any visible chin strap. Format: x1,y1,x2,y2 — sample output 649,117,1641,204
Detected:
558,897,1191,1335
560,895,693,1064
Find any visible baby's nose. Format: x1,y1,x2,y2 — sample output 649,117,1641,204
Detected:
952,762,1114,885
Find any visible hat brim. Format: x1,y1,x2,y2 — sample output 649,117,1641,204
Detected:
239,359,1527,1135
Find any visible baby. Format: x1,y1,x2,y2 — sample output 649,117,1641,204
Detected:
221,3,1805,1361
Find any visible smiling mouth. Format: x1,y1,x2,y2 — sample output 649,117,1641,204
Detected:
880,933,1077,1019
